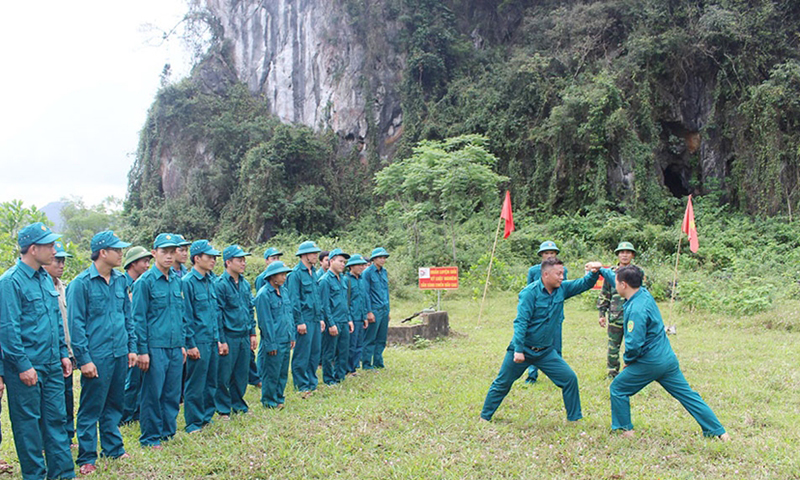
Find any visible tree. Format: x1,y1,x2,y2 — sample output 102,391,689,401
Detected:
374,134,508,263
60,197,123,249
0,200,51,274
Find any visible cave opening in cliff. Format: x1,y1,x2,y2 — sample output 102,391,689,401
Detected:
663,164,691,197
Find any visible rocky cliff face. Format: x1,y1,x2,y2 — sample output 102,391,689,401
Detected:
204,0,405,159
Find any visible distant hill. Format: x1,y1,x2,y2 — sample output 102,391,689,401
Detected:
41,201,66,231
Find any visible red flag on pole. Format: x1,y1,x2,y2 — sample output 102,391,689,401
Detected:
501,190,514,238
681,194,699,253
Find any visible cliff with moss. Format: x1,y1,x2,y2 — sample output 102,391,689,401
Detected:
125,0,800,243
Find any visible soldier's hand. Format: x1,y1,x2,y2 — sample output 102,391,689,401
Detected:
599,316,607,328
367,312,376,324
187,347,201,360
62,357,73,377
218,342,229,356
182,347,187,364
81,362,99,379
0,375,4,398
128,353,138,368
329,325,339,337
290,341,296,349
297,323,307,335
19,368,37,386
137,354,151,372
513,352,525,363
348,321,354,333
585,261,603,272
250,335,258,351
320,320,325,332
362,321,368,329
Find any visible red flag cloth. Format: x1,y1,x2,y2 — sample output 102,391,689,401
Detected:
681,194,699,253
501,190,515,238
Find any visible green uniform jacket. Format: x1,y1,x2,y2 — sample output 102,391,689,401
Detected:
345,271,367,323
284,263,321,326
527,264,568,284
319,271,349,328
182,268,220,348
255,284,295,351
363,264,389,314
511,270,599,353
132,265,186,354
215,271,255,343
254,269,269,293
67,264,136,366
621,287,675,365
0,259,69,372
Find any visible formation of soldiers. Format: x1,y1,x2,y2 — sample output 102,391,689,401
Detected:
481,240,730,442
0,223,391,479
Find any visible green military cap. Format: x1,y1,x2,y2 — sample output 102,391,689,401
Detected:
190,240,221,257
346,254,368,267
263,247,283,259
223,244,251,262
91,230,131,253
174,234,192,246
123,246,153,269
295,241,322,256
18,222,61,249
369,247,390,261
537,240,560,255
54,241,73,258
328,248,350,261
263,260,292,279
153,233,180,249
614,241,637,254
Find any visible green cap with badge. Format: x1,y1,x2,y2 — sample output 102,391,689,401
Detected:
295,241,322,256
614,241,637,254
223,245,251,262
54,241,73,258
18,222,61,249
537,240,560,255
123,246,153,269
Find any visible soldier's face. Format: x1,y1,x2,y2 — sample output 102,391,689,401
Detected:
32,242,56,266
617,250,634,266
265,255,281,266
130,257,151,277
542,265,564,289
271,272,288,287
176,246,189,264
330,255,347,274
44,257,65,279
320,256,330,270
373,256,387,268
153,247,175,270
228,256,247,274
540,250,558,261
351,264,366,276
195,253,217,272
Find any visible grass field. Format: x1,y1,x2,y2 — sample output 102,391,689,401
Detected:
1,290,798,479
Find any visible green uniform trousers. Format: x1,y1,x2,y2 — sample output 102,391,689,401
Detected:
215,335,250,414
139,347,183,446
610,356,725,436
257,340,291,407
291,320,322,392
76,354,127,465
120,366,142,424
184,342,218,432
526,320,563,383
322,324,350,384
362,306,388,369
5,361,75,479
481,345,582,422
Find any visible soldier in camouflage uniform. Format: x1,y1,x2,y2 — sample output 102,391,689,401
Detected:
597,242,636,378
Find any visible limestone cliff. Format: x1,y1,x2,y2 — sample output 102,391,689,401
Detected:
203,0,405,159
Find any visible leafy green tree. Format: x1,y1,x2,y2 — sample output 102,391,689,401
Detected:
60,197,123,249
0,200,51,274
374,134,508,263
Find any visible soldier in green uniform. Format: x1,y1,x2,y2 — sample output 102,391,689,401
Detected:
319,249,354,385
254,247,284,292
597,241,636,378
67,231,136,474
182,240,222,432
315,251,330,281
525,241,568,384
254,261,295,408
605,266,729,440
345,254,369,375
0,222,75,479
44,241,76,447
119,246,152,426
215,245,256,416
172,234,191,278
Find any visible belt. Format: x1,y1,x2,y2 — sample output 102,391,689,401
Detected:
528,346,547,352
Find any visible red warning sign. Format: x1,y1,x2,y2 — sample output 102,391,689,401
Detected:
418,267,459,290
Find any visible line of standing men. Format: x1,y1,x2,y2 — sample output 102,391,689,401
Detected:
0,223,392,479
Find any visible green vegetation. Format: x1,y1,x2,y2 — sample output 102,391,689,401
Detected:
2,294,797,478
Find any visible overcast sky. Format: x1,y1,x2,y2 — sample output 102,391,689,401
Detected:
0,0,194,209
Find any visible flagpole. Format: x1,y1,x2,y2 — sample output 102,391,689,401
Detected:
478,216,503,323
668,228,683,331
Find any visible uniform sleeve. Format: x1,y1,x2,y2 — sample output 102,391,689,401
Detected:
319,278,334,328
363,268,374,314
182,280,197,349
563,266,568,280
0,277,33,372
215,278,228,344
255,290,277,352
66,278,93,366
284,272,303,327
526,267,535,285
599,267,616,287
123,278,136,354
597,275,611,316
246,280,255,336
561,270,600,300
384,270,390,310
511,289,535,354
211,283,221,343
622,308,647,364
132,276,151,355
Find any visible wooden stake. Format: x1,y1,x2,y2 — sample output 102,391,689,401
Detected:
478,216,503,323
